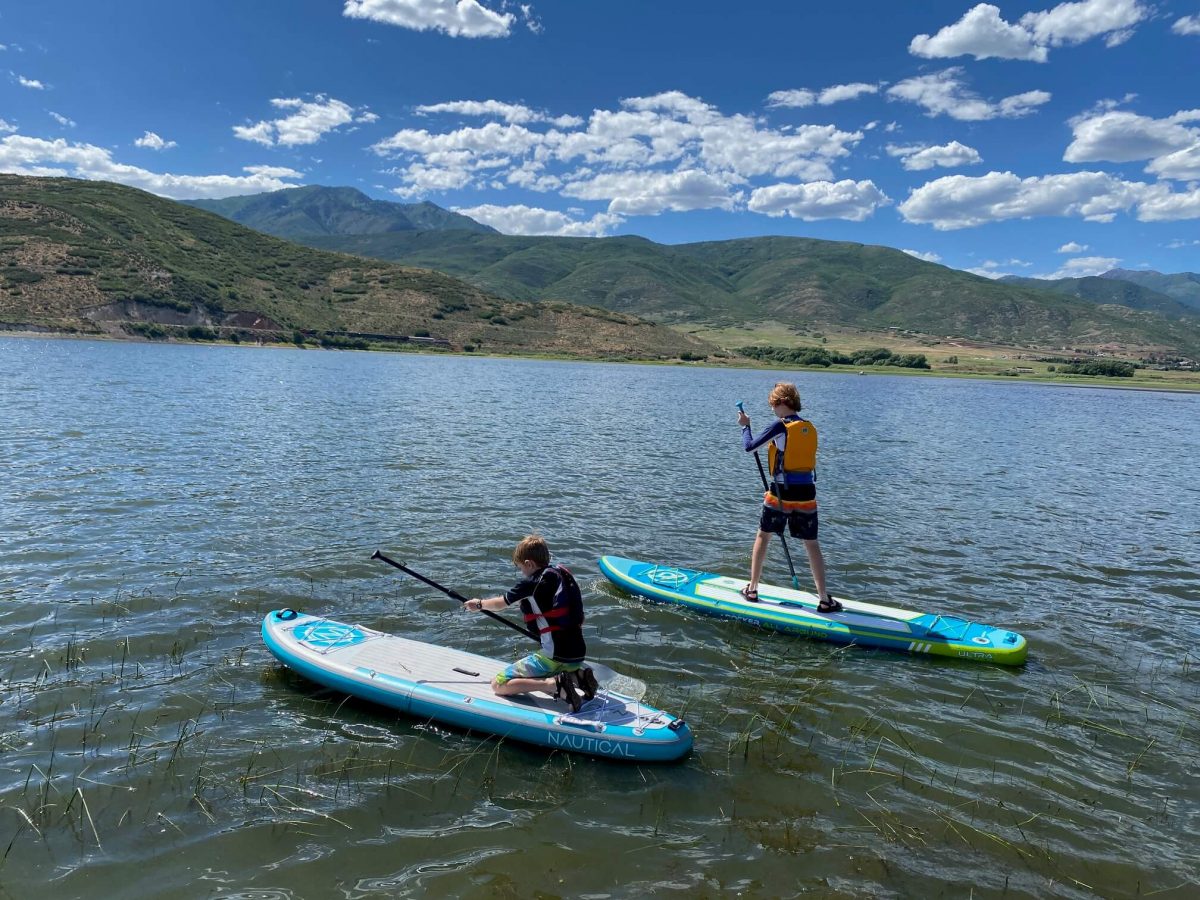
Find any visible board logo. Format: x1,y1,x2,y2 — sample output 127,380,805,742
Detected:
295,622,367,650
646,566,689,588
548,732,634,757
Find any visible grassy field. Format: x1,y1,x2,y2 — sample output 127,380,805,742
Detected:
682,321,1200,391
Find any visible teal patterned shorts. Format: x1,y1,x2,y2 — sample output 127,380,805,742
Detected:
495,651,581,685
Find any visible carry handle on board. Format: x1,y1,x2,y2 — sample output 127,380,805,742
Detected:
371,550,647,700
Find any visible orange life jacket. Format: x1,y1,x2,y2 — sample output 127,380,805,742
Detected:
766,418,817,477
764,418,818,513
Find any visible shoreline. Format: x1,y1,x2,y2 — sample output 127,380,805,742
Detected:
4,328,1198,393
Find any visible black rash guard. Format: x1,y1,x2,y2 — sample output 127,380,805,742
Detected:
504,564,586,663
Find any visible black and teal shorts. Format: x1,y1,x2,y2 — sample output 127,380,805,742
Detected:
759,506,819,540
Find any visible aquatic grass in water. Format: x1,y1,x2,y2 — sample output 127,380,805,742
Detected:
1,605,462,877
3,578,1196,897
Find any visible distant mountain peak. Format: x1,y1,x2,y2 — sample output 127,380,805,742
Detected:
1101,267,1163,279
1096,267,1200,311
184,186,495,238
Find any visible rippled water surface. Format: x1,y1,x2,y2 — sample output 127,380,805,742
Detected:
1,337,1197,899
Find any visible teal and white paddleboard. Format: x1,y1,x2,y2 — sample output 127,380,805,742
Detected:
262,609,693,761
598,556,1027,665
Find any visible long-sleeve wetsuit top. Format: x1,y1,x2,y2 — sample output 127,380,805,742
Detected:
503,565,586,663
743,415,817,505
742,415,815,484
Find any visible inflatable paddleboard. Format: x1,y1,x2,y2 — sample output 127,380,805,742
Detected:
261,609,692,761
598,556,1027,665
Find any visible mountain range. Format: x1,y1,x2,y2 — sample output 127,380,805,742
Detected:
5,178,1199,360
0,176,711,360
188,186,1200,357
1098,269,1200,310
998,274,1198,320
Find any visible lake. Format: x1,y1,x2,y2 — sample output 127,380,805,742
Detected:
1,337,1197,899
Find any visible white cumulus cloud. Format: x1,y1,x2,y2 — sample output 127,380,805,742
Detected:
564,168,741,216
747,179,891,221
0,119,16,134
887,69,1050,121
243,165,304,179
767,83,880,108
1135,182,1200,221
899,169,1200,229
453,203,623,236
0,135,305,199
1174,15,1200,35
1044,255,1121,278
416,99,581,128
343,0,517,38
964,259,1033,278
1057,241,1089,252
1146,145,1200,181
1065,108,1200,180
17,75,44,89
49,112,75,128
911,4,1046,61
372,91,866,216
135,131,177,151
911,0,1149,61
234,95,376,147
388,161,477,198
1022,0,1147,48
886,140,982,170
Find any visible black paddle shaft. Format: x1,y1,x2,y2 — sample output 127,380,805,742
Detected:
371,551,538,642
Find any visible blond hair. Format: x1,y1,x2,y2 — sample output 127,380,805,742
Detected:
512,534,551,567
768,382,801,412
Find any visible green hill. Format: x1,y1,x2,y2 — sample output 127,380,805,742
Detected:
0,175,713,361
184,185,495,239
297,230,1200,355
304,232,745,319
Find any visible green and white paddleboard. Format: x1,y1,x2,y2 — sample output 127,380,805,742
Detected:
599,555,1027,665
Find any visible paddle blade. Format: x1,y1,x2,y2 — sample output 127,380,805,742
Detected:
589,662,647,701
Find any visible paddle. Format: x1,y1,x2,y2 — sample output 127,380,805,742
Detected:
737,401,802,589
371,551,647,700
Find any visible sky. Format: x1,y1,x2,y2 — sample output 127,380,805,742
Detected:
1,0,1198,280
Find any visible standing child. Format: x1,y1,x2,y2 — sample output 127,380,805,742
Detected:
737,382,842,612
466,535,599,711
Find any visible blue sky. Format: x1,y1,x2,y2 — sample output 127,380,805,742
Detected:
2,0,1198,279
